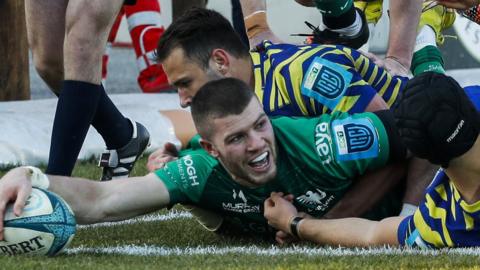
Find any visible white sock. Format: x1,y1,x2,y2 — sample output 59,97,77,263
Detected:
399,203,418,217
414,26,437,52
330,10,363,37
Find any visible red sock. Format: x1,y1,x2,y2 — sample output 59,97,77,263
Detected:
125,0,169,93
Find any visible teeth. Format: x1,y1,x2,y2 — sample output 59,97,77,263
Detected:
251,152,268,163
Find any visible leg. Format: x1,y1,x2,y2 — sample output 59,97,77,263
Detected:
47,0,139,177
310,0,369,49
63,0,124,83
25,0,68,94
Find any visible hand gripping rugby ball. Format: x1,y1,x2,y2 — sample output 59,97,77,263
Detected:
0,188,76,256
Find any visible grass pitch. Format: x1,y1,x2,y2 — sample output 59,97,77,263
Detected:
2,159,480,269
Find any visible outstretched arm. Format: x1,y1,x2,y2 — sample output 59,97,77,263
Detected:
0,167,171,239
297,215,402,247
264,192,403,247
48,173,170,224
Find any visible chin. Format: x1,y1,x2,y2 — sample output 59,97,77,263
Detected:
250,168,277,186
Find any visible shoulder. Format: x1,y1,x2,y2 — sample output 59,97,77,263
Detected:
156,151,218,188
154,151,219,204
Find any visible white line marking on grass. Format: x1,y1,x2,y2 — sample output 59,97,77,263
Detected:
65,245,480,256
78,211,193,229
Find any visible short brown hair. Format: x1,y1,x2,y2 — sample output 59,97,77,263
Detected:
156,8,249,69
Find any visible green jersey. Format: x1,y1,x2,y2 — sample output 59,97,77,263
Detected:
155,111,391,234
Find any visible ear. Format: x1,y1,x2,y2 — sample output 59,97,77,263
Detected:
210,49,230,75
199,138,219,158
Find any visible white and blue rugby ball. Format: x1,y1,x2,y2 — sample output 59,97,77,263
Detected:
1,188,76,256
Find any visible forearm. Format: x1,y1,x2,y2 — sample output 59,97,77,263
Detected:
297,216,403,247
386,0,423,68
324,162,407,218
48,175,108,224
48,173,170,224
402,157,438,205
364,94,389,112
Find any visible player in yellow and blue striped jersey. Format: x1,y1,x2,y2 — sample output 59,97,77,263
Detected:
249,40,406,117
157,7,452,117
264,72,480,248
395,79,480,248
156,8,445,114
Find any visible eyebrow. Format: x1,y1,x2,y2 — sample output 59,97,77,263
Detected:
223,113,267,142
172,77,190,87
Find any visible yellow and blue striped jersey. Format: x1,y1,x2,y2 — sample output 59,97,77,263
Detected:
398,169,480,248
397,86,480,248
250,41,408,117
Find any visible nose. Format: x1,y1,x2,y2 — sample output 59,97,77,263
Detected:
247,132,266,152
179,91,192,108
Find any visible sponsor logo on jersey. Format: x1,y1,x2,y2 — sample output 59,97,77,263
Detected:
222,189,261,214
314,122,332,165
302,57,352,110
296,188,335,212
177,155,199,187
332,117,379,161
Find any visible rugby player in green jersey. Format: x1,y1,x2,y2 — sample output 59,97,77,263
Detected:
152,7,451,220
265,72,480,248
0,78,407,239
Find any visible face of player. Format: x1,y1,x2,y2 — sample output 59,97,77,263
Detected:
162,47,224,108
203,98,278,188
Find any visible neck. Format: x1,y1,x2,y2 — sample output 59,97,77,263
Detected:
228,56,255,90
246,57,255,90
238,56,255,90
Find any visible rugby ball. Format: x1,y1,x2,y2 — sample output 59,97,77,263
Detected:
0,188,76,256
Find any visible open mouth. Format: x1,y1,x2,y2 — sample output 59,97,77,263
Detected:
248,151,270,171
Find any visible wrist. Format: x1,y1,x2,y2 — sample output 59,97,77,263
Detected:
385,54,411,69
289,216,304,238
22,166,50,190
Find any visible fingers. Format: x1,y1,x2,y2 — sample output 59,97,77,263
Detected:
0,198,6,240
146,143,180,172
13,184,31,217
275,230,298,245
164,142,179,156
275,234,286,245
283,194,295,202
360,51,382,63
148,142,179,161
146,159,165,172
148,148,163,162
264,197,275,208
